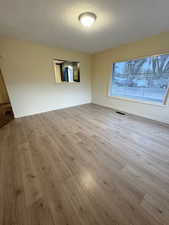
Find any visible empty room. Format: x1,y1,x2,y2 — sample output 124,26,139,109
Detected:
0,0,169,224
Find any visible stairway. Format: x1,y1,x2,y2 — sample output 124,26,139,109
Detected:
0,103,14,128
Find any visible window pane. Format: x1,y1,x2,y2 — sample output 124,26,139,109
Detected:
111,54,169,103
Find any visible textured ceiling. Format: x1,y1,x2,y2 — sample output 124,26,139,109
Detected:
0,0,169,53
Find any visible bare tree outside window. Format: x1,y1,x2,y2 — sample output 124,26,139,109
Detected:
111,54,169,103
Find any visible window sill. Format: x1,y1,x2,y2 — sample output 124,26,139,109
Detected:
108,95,167,107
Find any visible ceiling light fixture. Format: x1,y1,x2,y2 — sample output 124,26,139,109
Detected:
79,12,97,27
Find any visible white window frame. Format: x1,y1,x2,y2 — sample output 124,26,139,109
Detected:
108,53,169,106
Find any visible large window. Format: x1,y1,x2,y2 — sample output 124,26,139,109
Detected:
110,54,169,104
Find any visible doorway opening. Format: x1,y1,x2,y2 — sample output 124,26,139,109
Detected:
0,69,14,128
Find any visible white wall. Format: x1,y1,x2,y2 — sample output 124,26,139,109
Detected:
0,38,92,118
92,32,169,124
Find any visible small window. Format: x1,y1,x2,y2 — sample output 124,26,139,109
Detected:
110,54,169,104
53,59,80,83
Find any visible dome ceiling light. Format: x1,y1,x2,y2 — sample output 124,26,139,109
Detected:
78,12,97,27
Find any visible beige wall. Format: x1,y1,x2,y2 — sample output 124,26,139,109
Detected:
0,38,92,118
92,32,169,124
1,33,169,123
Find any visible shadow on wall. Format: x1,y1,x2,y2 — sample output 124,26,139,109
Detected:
0,69,14,128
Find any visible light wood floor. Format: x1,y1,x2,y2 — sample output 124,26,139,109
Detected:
1,104,169,225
